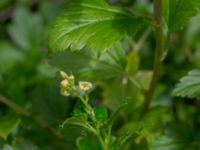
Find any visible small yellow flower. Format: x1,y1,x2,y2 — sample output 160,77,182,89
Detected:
60,88,70,96
60,79,69,88
79,81,92,91
69,75,75,81
60,70,68,79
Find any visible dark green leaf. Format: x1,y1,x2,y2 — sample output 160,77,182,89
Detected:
0,42,23,73
108,102,127,127
173,70,200,99
49,0,144,53
168,0,200,31
151,122,200,150
48,43,127,80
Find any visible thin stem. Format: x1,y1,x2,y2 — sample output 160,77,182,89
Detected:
0,95,31,117
77,94,107,150
0,94,63,139
140,0,164,119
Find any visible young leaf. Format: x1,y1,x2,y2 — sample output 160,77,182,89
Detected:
49,0,144,53
173,70,200,99
0,114,21,140
168,0,200,31
76,135,101,150
61,115,94,132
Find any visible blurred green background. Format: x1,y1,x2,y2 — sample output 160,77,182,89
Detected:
0,0,200,149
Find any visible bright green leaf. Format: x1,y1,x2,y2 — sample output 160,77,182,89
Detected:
49,0,144,53
93,106,108,125
76,135,101,150
168,0,200,31
0,114,21,140
173,70,200,99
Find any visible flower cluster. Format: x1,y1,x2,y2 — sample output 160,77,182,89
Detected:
59,71,92,96
60,71,75,96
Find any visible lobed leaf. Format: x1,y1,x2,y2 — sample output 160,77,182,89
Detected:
173,70,200,99
48,42,127,80
168,0,200,31
8,8,43,50
49,0,144,53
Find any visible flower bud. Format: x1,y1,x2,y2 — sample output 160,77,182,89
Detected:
60,79,69,88
69,75,75,81
60,71,68,79
60,88,70,96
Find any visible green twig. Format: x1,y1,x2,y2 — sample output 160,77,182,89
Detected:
77,94,108,150
140,0,164,119
0,94,63,139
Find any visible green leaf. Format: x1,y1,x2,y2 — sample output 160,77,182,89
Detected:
131,70,152,90
2,145,15,150
61,115,95,133
150,135,178,150
173,70,200,99
37,63,59,78
8,7,43,50
108,102,127,127
0,42,23,73
125,49,140,75
102,76,146,121
76,134,101,150
168,0,200,31
48,42,127,80
118,106,168,147
93,106,108,125
49,0,144,53
116,132,136,150
151,122,200,150
0,114,21,140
